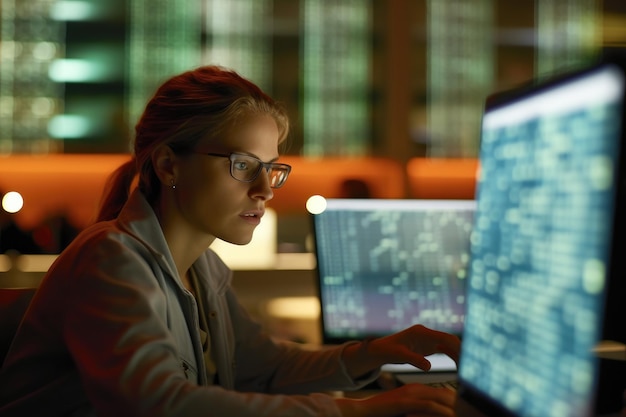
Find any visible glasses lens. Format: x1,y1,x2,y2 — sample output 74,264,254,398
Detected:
269,166,290,188
229,154,290,188
230,154,262,182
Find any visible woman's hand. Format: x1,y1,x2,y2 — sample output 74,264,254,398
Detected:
336,383,456,417
343,325,461,378
368,325,461,371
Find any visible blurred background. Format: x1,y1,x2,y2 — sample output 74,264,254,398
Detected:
4,0,626,157
1,0,626,342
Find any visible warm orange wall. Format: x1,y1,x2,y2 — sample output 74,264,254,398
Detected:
268,156,406,214
0,154,131,230
406,158,479,200
0,154,478,231
0,154,408,229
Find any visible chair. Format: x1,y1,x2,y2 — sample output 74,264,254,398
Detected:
0,287,36,367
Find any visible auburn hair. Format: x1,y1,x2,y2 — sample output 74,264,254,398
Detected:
96,66,289,222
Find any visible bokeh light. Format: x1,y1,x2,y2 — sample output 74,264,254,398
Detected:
305,195,327,215
2,191,24,213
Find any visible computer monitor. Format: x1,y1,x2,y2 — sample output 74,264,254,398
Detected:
456,59,626,417
311,198,475,345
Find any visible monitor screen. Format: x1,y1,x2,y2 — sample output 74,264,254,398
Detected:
312,198,475,344
457,63,625,417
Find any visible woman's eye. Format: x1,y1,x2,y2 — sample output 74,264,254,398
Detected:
233,160,249,171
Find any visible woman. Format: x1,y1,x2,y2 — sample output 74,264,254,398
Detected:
0,66,459,416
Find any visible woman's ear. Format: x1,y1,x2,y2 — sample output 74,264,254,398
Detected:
152,144,179,187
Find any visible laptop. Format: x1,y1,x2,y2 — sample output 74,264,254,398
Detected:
455,57,626,417
311,197,476,376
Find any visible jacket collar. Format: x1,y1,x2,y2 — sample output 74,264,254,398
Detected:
116,188,231,295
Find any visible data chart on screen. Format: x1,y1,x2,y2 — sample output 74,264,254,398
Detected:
313,199,475,342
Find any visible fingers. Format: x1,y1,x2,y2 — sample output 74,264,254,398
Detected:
421,326,461,363
405,400,456,417
357,384,456,417
384,344,432,371
374,325,461,371
436,342,460,364
411,385,456,416
409,325,461,355
409,353,432,371
396,384,457,416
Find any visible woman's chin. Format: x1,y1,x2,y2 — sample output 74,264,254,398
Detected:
222,235,254,246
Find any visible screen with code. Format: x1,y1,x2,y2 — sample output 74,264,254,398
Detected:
313,199,475,343
458,64,625,417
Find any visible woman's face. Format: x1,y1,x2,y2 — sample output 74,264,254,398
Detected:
173,113,281,245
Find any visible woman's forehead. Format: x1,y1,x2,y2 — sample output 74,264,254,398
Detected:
198,115,280,157
221,115,278,144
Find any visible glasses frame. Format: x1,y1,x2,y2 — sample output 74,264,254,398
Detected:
195,152,292,188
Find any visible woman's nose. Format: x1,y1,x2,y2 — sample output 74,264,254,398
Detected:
249,169,274,201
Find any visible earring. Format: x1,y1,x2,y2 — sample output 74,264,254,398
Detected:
170,179,176,189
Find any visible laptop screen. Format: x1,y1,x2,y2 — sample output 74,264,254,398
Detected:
457,62,626,417
311,198,475,345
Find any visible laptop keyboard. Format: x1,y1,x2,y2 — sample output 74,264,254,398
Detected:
427,380,459,391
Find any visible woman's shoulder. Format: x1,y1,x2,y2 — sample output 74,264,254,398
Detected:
37,221,161,297
50,220,156,275
66,220,139,254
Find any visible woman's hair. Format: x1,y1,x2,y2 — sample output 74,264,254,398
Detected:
96,65,290,222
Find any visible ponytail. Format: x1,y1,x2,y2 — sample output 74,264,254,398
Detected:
96,158,138,222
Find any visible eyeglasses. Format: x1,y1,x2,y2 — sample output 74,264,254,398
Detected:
196,152,292,188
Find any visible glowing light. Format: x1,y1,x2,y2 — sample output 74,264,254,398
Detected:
48,59,112,82
15,255,58,272
48,114,92,139
583,258,605,294
50,1,98,21
265,296,320,319
306,195,327,214
0,255,11,272
2,191,24,214
32,42,57,60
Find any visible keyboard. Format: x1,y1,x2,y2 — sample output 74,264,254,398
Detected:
427,379,459,391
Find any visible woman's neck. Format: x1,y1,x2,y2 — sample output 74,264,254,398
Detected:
156,202,215,292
